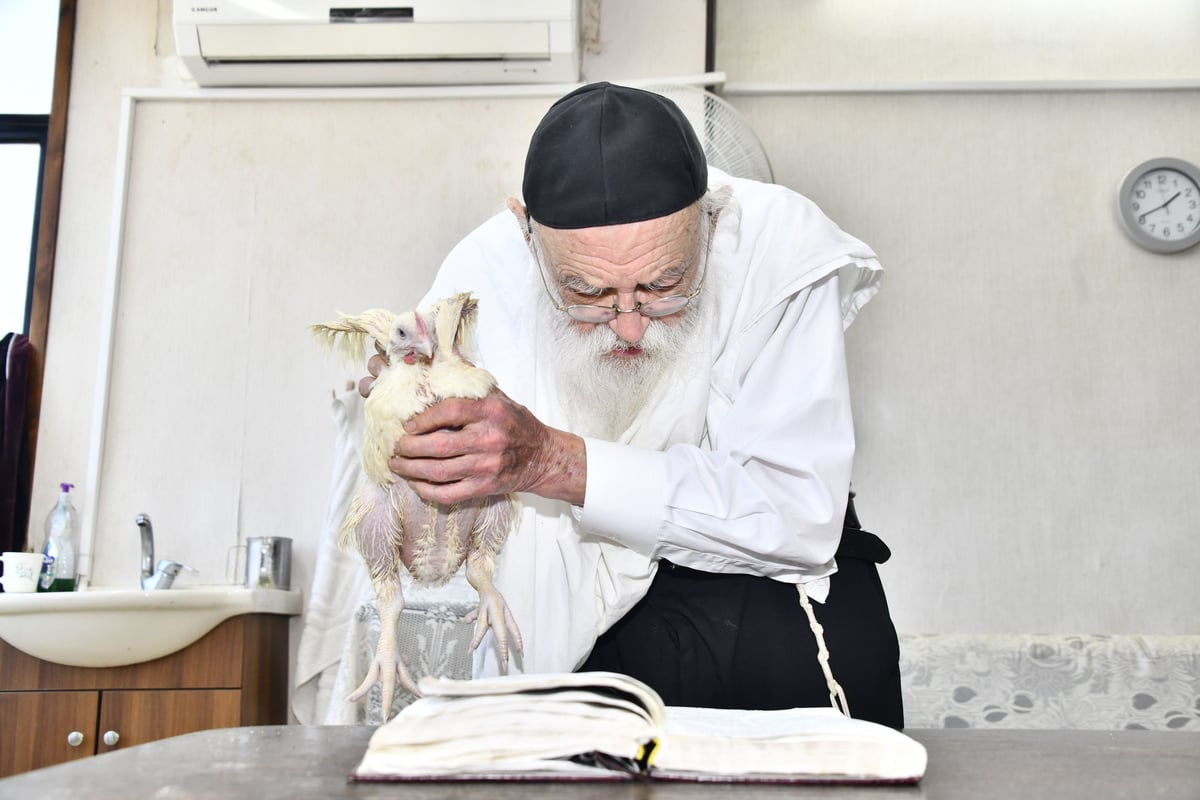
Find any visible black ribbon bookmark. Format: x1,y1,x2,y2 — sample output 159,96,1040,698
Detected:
570,739,659,780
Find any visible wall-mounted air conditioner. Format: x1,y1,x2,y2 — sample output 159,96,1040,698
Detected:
173,0,580,87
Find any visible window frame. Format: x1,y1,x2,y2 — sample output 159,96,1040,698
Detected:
7,0,74,550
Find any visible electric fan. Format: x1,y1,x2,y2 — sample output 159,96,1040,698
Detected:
644,83,775,183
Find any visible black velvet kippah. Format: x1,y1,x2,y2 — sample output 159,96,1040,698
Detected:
522,82,708,229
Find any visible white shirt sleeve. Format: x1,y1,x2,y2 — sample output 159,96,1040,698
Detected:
579,273,852,584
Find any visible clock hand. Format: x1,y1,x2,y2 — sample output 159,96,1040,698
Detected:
1139,191,1182,219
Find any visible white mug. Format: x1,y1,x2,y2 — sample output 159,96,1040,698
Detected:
0,552,46,593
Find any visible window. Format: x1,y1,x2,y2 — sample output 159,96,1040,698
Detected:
0,0,58,336
0,122,46,335
1,1,70,553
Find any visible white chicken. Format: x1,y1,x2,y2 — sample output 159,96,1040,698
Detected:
311,293,521,720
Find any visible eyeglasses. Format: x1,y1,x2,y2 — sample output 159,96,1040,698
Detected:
529,218,710,324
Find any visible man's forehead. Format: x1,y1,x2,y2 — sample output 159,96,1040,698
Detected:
538,205,701,256
539,219,701,289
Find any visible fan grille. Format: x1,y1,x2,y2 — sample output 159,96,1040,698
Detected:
644,84,774,184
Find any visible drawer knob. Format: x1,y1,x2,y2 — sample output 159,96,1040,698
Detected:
67,731,84,748
103,730,120,747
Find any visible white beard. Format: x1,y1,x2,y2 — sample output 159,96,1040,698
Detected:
536,291,709,442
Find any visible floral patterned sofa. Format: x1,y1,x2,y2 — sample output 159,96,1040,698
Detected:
899,633,1200,730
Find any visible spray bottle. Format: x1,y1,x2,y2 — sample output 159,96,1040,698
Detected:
39,482,78,592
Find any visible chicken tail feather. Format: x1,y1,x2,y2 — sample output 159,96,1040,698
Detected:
430,292,482,364
310,308,397,366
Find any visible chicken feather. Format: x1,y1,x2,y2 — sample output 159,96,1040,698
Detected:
311,293,521,722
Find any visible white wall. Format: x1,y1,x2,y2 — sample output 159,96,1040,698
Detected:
717,0,1200,635
28,0,1200,719
90,96,552,586
716,0,1200,84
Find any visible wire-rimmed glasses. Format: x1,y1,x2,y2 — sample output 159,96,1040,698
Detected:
529,220,710,324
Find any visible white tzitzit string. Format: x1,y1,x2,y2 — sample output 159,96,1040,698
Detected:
796,583,850,717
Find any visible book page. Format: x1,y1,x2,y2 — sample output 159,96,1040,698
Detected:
355,672,665,778
653,707,927,781
369,699,653,749
417,670,666,725
357,726,649,777
664,706,855,738
373,689,653,742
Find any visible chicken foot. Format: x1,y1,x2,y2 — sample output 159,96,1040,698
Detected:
462,498,523,670
346,579,421,718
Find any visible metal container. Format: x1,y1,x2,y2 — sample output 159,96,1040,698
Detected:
244,536,292,590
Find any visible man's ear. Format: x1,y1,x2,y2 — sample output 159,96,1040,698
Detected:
706,185,731,245
506,197,530,243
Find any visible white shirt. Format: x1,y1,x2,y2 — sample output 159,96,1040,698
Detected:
419,169,883,677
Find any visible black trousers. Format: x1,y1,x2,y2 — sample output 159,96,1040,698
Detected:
578,504,904,729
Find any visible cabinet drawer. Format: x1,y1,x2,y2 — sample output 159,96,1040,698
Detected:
0,691,100,776
96,689,242,753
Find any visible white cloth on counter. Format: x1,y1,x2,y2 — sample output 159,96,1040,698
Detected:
291,389,374,724
418,168,883,681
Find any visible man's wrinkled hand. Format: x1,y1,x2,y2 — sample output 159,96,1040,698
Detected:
389,388,585,506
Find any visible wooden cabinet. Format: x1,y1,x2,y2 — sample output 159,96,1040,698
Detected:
95,689,243,753
0,614,288,777
0,691,100,773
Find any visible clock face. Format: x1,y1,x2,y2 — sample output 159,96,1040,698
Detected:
1117,158,1200,253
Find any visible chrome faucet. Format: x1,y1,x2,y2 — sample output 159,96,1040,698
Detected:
136,513,194,590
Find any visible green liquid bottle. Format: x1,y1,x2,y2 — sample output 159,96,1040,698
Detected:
39,482,78,593
40,577,77,593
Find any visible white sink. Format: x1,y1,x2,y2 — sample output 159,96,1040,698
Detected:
0,585,302,668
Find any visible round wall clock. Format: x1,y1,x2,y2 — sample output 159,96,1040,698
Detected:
1116,157,1200,254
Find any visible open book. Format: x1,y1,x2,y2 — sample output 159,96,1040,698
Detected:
351,671,927,784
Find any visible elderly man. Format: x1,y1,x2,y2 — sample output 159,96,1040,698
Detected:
372,82,902,729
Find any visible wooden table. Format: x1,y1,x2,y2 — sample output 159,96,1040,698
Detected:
0,725,1196,799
